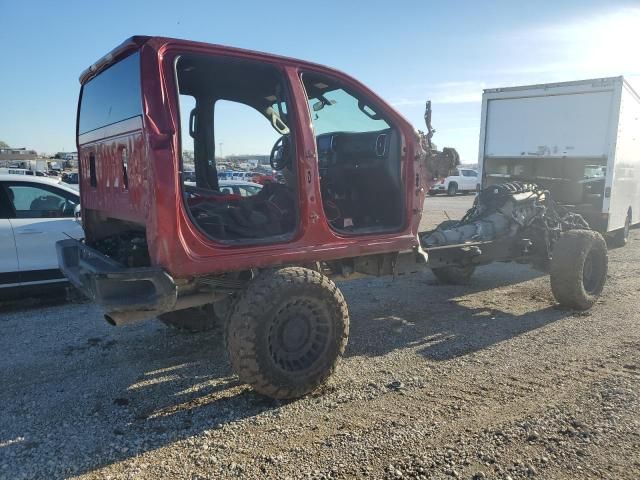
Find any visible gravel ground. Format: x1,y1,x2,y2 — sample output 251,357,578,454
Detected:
1,195,639,480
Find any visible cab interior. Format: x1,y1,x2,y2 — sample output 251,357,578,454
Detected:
176,55,405,242
176,54,296,242
302,74,404,234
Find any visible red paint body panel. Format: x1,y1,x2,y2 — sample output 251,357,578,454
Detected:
78,118,148,225
77,37,426,279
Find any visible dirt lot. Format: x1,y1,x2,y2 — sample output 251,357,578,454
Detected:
1,195,639,480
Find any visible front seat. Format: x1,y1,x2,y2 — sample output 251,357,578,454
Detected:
30,195,62,213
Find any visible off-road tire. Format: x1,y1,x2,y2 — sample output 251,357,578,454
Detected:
431,264,475,285
226,267,349,399
447,183,458,196
159,304,221,333
550,230,608,310
610,210,631,248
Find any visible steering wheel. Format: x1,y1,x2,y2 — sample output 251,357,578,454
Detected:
270,135,291,171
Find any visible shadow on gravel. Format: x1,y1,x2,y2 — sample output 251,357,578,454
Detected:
0,318,285,479
2,262,563,478
0,288,70,314
0,282,94,314
343,263,568,360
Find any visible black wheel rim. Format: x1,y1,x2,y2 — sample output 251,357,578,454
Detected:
268,299,330,373
582,249,604,294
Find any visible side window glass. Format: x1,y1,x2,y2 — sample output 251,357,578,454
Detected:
306,87,390,135
79,52,142,134
6,184,78,218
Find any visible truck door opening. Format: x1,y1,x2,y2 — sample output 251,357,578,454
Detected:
301,74,404,234
176,54,297,242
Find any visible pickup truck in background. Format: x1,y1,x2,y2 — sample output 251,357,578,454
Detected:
428,167,479,196
478,76,640,246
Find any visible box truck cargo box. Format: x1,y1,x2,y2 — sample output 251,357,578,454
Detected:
478,76,640,244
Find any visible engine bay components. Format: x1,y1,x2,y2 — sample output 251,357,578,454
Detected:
422,182,589,249
422,182,607,310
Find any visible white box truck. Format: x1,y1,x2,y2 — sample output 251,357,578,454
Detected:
478,76,640,246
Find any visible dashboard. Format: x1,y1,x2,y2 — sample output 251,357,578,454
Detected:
316,129,393,171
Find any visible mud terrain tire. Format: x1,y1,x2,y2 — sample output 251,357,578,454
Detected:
226,267,349,399
159,304,221,333
431,264,475,285
550,230,608,310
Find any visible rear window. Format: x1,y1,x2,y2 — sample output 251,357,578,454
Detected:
79,52,142,134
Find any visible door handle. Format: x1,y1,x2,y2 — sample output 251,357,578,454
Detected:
18,229,43,235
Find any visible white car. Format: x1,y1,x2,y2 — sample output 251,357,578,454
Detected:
428,168,479,196
0,175,83,293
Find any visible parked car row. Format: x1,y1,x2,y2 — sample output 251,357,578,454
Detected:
184,179,263,197
0,167,52,177
0,167,80,185
218,170,276,185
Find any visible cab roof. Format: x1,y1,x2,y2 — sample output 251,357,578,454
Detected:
80,36,339,85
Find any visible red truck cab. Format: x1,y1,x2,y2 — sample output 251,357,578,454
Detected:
57,36,429,398
59,36,424,303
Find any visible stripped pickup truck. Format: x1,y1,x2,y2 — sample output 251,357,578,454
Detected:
58,36,607,399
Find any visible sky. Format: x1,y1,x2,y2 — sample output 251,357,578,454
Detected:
1,0,640,162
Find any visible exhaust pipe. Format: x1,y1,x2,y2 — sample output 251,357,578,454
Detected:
104,310,160,326
104,293,223,326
